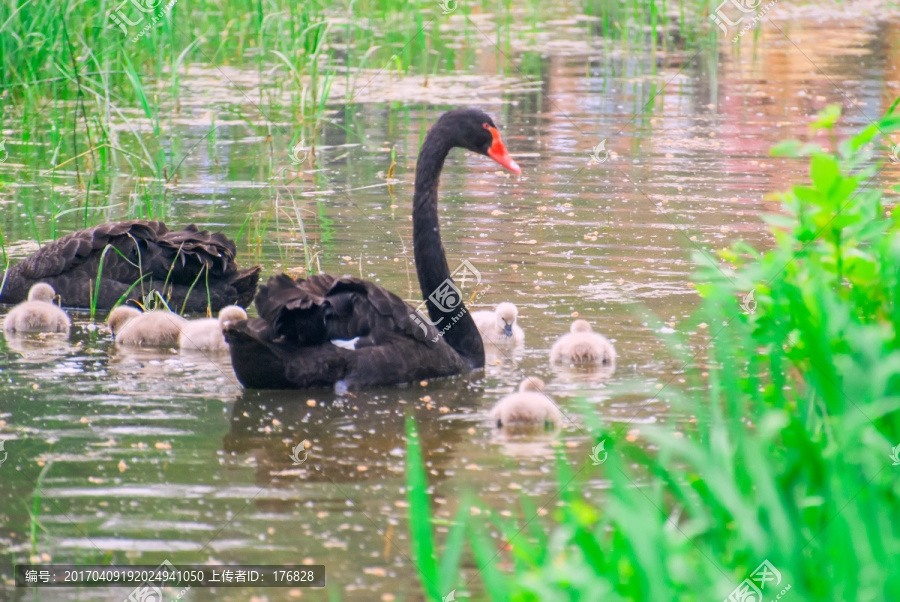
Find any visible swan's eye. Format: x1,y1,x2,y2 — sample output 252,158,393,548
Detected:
482,123,490,130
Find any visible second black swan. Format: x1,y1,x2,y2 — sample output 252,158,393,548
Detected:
0,221,261,313
225,108,521,389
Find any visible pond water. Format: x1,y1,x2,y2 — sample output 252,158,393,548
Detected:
2,5,900,601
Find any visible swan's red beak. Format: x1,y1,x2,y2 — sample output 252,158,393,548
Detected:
484,125,521,175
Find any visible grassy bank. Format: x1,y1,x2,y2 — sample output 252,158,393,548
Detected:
0,0,715,176
0,0,720,271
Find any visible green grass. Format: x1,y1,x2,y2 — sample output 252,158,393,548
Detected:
28,462,52,557
90,245,116,319
0,0,720,250
405,105,900,601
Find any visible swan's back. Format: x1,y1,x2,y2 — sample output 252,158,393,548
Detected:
0,221,261,312
225,274,468,389
254,274,441,345
116,310,187,347
550,320,616,365
3,284,71,335
491,377,562,428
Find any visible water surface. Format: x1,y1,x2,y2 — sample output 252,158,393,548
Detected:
2,5,900,600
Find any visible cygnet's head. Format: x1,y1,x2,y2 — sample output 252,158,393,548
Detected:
107,306,141,335
518,377,545,393
571,319,593,333
495,302,519,337
28,283,57,303
218,305,248,326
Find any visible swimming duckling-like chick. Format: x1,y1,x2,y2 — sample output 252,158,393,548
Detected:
179,305,248,352
472,302,525,346
490,378,563,429
107,306,141,336
110,308,187,347
550,319,616,366
3,283,71,335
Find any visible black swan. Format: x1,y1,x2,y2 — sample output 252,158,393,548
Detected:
225,108,521,389
0,221,261,313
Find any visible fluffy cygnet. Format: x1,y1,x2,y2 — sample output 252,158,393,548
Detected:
490,378,563,428
3,283,71,335
179,305,248,352
472,302,524,346
549,320,615,366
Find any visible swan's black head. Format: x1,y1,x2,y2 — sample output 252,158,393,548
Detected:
434,108,521,174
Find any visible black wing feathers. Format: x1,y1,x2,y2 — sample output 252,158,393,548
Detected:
0,220,259,312
223,273,469,389
253,274,441,345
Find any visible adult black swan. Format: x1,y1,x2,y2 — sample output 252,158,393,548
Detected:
0,221,261,313
225,108,521,390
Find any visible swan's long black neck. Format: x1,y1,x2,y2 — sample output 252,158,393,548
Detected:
412,128,485,368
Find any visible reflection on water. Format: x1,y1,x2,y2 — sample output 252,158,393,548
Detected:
551,361,617,385
224,383,483,488
3,8,900,600
3,334,76,365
